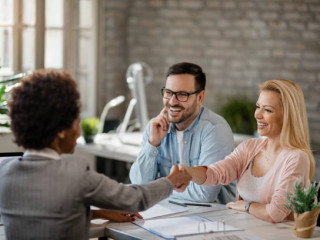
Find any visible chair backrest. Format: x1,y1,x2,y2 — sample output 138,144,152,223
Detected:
0,152,23,164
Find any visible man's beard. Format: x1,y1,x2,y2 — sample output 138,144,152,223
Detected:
166,101,197,124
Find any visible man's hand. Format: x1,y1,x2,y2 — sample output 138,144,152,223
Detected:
148,108,170,147
91,209,143,222
167,165,191,192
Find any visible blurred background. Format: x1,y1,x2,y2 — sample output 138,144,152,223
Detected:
0,0,319,180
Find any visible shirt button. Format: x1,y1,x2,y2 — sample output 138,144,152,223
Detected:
177,161,180,164
184,141,187,144
154,151,157,154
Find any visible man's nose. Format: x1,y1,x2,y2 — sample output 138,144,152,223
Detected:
169,93,179,105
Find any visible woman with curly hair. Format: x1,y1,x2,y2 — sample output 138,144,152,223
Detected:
0,69,190,240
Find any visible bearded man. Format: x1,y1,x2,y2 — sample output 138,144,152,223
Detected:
129,62,236,203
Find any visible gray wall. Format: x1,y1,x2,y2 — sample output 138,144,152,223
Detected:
98,0,320,179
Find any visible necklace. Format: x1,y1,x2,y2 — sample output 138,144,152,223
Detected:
262,144,281,163
262,150,271,162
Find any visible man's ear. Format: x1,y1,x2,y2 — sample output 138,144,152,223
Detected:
198,90,205,104
57,130,65,139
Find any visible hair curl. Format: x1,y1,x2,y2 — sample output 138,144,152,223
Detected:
166,62,206,90
9,69,80,149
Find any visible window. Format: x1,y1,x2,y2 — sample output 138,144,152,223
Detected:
0,0,14,75
0,0,98,117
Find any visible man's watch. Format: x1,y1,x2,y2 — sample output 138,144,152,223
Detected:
244,201,252,213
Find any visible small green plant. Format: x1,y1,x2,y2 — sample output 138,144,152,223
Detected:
219,96,256,135
0,72,27,128
81,117,100,136
0,86,7,114
284,179,320,214
0,85,10,128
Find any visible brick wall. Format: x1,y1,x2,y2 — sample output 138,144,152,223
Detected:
100,0,320,173
97,0,130,118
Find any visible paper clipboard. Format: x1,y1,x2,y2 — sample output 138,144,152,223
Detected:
134,215,242,239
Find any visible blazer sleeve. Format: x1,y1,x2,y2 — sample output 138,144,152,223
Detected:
80,162,173,212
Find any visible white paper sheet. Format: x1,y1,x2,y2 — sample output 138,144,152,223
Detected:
91,219,109,225
139,204,188,219
135,216,241,239
176,230,264,240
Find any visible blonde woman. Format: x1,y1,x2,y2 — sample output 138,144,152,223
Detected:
180,79,315,223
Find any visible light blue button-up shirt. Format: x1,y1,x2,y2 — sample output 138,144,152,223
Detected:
129,106,236,203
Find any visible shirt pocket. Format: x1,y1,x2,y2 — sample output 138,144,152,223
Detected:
190,157,200,167
160,156,172,168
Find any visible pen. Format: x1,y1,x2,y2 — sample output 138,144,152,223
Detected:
184,203,211,207
168,200,187,207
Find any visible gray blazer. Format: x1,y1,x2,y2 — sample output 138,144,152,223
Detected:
0,155,173,240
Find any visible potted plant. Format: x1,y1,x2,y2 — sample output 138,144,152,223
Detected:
285,180,320,238
81,117,100,143
0,86,9,127
219,96,256,135
0,73,27,128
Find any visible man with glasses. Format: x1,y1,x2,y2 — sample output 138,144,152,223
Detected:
129,62,235,203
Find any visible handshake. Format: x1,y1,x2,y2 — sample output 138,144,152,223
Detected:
166,165,192,192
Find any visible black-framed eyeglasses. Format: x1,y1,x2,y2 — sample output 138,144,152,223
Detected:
161,87,201,102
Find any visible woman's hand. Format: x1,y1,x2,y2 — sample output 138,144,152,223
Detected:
226,200,247,212
91,209,143,222
179,164,207,185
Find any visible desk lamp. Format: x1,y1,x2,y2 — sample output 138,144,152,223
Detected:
98,95,125,134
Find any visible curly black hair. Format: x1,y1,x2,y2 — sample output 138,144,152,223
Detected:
9,69,81,149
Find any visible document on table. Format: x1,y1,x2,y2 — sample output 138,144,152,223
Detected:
91,219,109,225
176,230,264,240
139,204,188,219
134,215,241,239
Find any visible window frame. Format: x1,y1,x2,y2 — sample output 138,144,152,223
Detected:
0,0,98,117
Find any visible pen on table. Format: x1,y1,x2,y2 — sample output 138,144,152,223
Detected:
184,203,211,207
168,200,187,207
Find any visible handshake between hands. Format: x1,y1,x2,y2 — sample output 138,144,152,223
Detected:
166,165,192,192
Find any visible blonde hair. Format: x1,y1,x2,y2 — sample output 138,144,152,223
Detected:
260,79,315,180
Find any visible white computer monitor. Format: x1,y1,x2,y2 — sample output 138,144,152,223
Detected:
125,62,152,132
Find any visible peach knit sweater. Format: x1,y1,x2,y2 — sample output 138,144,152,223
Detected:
202,138,310,222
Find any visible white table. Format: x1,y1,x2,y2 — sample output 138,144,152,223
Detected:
76,132,252,164
76,133,142,163
2,201,319,240
0,128,23,152
101,201,320,240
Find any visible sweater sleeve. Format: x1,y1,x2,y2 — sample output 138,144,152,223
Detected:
202,139,255,186
265,150,310,223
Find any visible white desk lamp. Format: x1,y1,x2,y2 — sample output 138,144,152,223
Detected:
98,95,125,134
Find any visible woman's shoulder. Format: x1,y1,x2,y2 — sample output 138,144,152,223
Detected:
60,155,92,172
238,137,267,150
281,148,309,163
0,157,20,170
